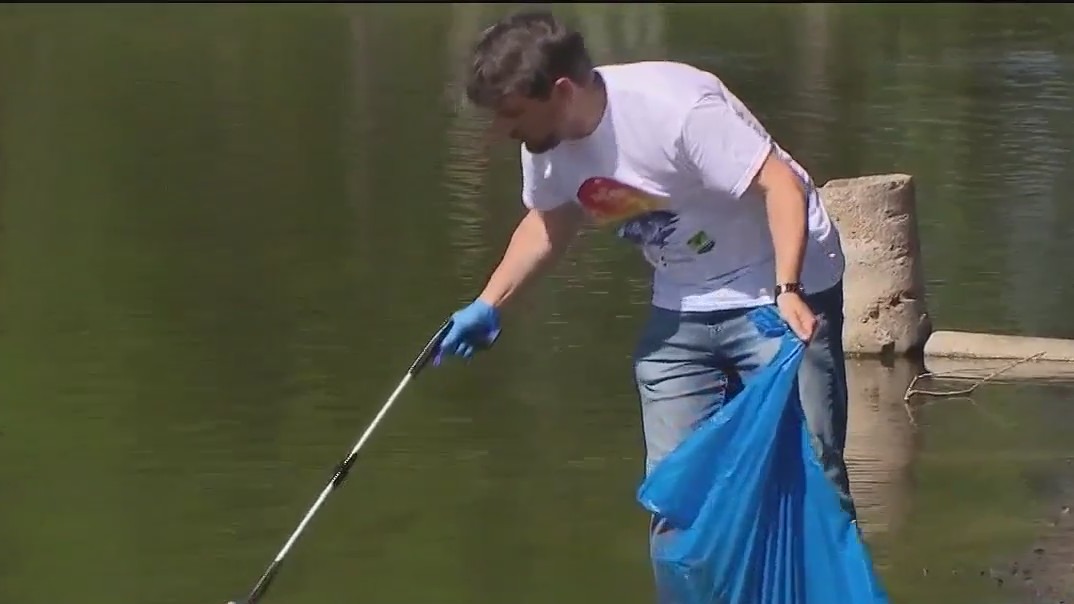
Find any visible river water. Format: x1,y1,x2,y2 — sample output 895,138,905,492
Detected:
1,4,1073,604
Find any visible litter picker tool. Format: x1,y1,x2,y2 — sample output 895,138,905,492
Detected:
228,319,455,604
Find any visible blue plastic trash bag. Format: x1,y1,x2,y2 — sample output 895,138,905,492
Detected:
636,331,890,604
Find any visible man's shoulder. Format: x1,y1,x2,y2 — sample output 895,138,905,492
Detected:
597,60,725,91
597,60,730,114
596,59,711,76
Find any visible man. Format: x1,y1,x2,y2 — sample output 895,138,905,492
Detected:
437,9,856,532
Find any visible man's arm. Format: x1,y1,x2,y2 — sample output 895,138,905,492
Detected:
679,98,817,341
680,99,809,287
750,151,808,288
748,151,817,341
477,202,584,309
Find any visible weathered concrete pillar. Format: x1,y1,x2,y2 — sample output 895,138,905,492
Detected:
820,174,933,356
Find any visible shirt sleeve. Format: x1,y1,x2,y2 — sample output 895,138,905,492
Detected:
520,146,570,211
679,98,773,199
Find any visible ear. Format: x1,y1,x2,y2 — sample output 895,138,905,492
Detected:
550,77,575,101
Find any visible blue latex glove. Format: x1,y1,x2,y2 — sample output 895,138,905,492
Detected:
435,299,501,364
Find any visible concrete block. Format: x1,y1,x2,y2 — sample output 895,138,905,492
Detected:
820,174,933,356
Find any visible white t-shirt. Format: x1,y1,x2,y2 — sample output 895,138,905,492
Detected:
520,61,845,312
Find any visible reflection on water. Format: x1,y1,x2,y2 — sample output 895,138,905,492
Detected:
845,359,921,539
1,4,1074,604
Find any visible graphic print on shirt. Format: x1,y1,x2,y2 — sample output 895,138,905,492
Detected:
576,177,680,249
687,230,715,254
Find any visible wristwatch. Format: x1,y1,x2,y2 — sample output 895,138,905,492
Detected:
774,282,804,297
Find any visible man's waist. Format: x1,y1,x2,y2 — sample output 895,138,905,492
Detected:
650,261,844,312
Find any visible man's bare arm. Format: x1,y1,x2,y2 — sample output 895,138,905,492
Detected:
477,203,585,309
751,150,808,288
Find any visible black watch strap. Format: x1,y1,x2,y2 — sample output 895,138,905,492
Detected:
774,282,805,297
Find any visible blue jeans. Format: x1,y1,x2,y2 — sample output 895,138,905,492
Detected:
633,282,855,538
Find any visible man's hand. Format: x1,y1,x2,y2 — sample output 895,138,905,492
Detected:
436,299,502,363
777,292,817,342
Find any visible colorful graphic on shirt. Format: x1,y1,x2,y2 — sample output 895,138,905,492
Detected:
617,210,680,248
577,177,679,248
577,177,665,224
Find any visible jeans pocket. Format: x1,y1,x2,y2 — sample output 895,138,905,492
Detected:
745,304,788,339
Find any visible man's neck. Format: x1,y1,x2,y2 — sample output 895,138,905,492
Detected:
566,71,607,140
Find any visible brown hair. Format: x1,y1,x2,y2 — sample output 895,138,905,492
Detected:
465,11,594,109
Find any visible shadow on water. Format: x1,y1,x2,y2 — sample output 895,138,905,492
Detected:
1,4,1074,604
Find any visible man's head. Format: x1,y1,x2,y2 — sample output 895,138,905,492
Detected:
465,11,596,154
